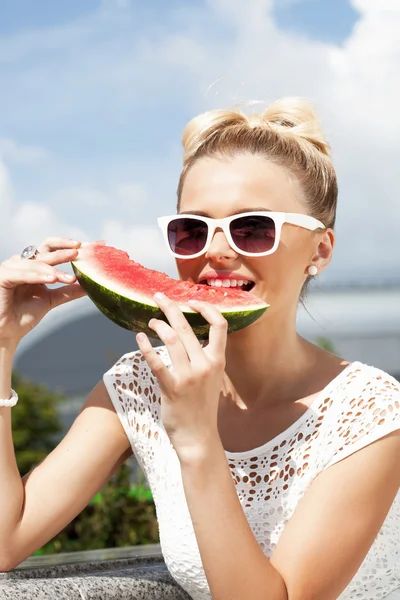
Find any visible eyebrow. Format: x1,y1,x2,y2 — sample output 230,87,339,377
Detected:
179,207,272,216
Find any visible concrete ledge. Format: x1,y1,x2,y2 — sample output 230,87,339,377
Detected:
0,545,191,599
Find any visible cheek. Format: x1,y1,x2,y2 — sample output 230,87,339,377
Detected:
253,237,309,291
276,230,312,267
175,258,202,281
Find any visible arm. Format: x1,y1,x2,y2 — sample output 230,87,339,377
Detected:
180,440,288,600
179,429,400,600
0,238,134,569
0,345,132,571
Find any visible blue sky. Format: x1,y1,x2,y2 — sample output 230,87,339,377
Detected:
0,0,399,290
0,0,359,43
274,0,360,44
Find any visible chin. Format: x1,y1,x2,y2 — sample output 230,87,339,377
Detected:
249,284,268,302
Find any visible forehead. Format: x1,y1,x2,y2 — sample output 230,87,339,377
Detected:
179,154,305,216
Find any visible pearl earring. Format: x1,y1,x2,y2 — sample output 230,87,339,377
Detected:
307,265,318,276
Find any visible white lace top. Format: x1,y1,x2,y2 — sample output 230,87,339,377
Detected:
103,347,400,600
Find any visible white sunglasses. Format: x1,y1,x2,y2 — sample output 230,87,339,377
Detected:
157,211,325,259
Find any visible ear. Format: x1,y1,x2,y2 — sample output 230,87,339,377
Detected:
311,229,335,273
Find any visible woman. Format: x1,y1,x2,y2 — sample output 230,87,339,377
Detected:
0,97,399,600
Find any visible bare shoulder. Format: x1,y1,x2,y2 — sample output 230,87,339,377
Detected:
310,341,400,395
270,399,400,600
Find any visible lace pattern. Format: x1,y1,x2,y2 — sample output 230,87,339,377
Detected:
103,347,400,600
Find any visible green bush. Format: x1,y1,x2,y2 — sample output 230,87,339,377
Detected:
11,372,65,476
315,336,338,354
11,372,158,555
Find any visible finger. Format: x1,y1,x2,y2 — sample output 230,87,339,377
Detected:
12,259,76,284
188,300,228,358
0,261,75,288
148,318,191,373
37,237,82,253
27,239,106,267
49,282,87,310
0,267,58,289
29,248,80,267
153,292,204,362
136,332,174,391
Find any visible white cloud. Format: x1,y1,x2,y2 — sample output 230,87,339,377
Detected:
0,159,13,217
114,182,149,215
11,202,85,247
277,0,321,6
44,179,158,228
52,186,109,210
352,0,399,13
0,139,49,164
0,160,85,261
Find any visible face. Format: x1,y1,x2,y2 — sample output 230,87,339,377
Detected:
176,153,334,313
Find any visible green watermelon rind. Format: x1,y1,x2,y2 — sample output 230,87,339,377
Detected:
72,264,269,340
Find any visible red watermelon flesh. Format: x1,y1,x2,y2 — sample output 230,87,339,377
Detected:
71,243,269,338
77,244,265,307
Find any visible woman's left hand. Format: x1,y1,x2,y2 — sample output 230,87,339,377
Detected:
136,292,227,464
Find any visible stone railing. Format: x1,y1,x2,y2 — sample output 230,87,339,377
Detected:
0,544,192,599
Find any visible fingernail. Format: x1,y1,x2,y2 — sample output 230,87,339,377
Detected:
188,299,198,305
65,274,75,280
137,332,146,342
154,292,165,301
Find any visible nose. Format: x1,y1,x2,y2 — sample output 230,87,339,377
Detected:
205,229,239,263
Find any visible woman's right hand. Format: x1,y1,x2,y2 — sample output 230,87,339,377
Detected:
0,237,89,345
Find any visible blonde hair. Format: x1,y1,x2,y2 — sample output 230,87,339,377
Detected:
177,97,338,231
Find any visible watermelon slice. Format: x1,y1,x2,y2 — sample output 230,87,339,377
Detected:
71,244,269,339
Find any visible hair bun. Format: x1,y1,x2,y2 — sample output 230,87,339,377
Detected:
181,98,331,161
262,97,331,157
181,110,247,161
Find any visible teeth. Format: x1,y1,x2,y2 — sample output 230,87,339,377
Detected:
206,278,252,288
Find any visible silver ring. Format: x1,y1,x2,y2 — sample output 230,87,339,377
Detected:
21,245,39,260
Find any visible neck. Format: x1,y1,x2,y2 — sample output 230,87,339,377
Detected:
223,303,318,409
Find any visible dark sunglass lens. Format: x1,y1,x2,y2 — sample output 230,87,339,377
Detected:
230,215,275,253
167,218,208,256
